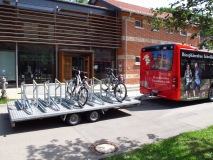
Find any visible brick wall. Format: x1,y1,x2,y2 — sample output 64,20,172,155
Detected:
117,12,199,84
94,3,200,84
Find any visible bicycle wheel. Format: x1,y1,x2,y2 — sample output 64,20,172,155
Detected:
67,78,76,95
77,87,88,106
114,83,127,102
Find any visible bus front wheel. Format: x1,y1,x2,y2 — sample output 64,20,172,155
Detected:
208,86,213,102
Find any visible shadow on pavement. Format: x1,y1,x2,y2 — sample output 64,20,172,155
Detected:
25,136,143,160
126,97,208,111
24,133,166,160
0,109,130,136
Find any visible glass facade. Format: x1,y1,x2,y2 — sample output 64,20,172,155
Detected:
0,43,16,88
93,48,116,79
18,44,55,84
0,43,116,88
58,46,116,80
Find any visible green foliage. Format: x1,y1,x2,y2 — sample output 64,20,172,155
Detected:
73,0,88,4
149,0,213,50
0,97,9,104
104,126,213,160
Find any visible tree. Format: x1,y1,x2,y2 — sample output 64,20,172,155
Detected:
149,0,213,50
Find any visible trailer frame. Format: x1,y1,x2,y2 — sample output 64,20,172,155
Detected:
7,79,140,127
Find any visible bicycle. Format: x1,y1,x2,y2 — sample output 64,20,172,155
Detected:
67,69,89,106
102,68,127,102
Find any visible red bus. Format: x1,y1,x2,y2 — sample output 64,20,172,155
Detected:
140,43,213,101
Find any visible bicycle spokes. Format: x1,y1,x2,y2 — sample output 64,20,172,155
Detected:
114,83,127,101
77,87,88,106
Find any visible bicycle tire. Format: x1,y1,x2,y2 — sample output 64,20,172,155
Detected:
67,78,77,95
77,87,88,106
114,83,127,101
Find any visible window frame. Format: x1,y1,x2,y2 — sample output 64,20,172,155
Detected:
180,29,187,36
135,20,143,29
167,27,174,34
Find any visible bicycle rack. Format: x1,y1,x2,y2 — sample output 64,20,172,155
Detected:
17,82,33,115
92,77,115,104
90,77,107,104
43,81,60,111
15,99,23,110
32,80,47,113
124,96,131,101
61,98,72,109
55,78,62,104
65,80,83,108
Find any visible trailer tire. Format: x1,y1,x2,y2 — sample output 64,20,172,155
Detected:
86,110,100,122
66,113,81,126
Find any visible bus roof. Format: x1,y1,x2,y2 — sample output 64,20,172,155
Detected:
142,43,199,52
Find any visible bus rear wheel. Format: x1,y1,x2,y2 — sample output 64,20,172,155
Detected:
208,86,213,102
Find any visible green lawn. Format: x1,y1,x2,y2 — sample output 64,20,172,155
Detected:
0,97,9,104
104,126,213,160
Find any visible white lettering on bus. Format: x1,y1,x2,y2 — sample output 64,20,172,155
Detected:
182,52,203,58
204,54,213,59
152,76,170,83
182,52,213,59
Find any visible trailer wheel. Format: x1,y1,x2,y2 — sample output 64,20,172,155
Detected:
86,110,100,122
66,113,81,126
208,86,213,102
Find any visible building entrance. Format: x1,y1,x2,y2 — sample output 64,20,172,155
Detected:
58,50,94,82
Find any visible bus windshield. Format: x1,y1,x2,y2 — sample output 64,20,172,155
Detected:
142,45,174,71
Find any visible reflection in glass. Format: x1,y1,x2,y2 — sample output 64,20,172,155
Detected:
18,44,55,84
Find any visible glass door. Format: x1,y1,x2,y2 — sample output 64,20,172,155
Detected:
72,56,89,78
58,50,94,82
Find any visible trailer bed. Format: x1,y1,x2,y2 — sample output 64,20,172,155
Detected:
7,98,140,127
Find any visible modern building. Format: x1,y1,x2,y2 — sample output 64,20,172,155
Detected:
0,0,199,88
0,0,121,88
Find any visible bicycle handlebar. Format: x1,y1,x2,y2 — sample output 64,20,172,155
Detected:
72,68,87,74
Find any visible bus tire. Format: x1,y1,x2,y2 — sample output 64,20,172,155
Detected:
86,110,100,122
66,113,81,126
208,86,213,102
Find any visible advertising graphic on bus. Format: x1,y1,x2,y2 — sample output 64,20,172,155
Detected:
140,43,213,101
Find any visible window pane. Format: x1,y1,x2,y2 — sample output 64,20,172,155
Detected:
93,48,115,79
0,51,15,80
18,44,55,84
135,20,141,27
150,50,173,71
0,42,16,88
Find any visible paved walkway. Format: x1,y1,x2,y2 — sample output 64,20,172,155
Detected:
4,84,140,100
1,90,212,160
